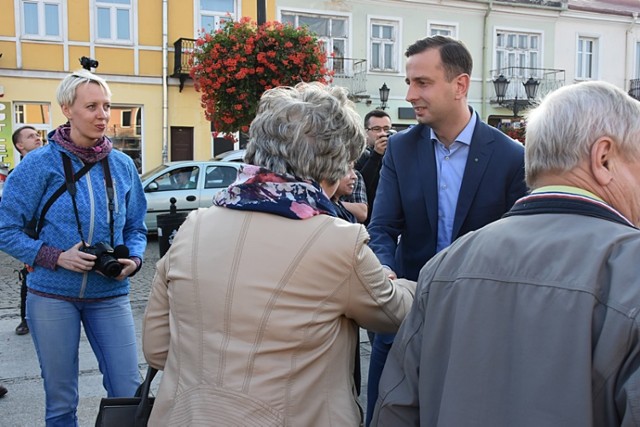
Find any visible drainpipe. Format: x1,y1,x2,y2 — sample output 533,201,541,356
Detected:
625,12,638,91
481,0,493,119
162,0,169,164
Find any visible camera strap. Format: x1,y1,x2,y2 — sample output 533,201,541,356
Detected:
63,153,115,247
24,155,97,240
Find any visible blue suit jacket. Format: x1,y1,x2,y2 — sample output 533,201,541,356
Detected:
368,119,527,281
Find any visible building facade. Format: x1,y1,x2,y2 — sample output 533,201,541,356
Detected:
0,0,276,171
275,0,640,130
1,0,639,172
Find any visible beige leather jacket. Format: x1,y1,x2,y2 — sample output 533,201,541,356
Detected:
143,206,416,426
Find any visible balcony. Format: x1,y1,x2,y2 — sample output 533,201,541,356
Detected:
489,67,565,116
172,38,196,92
629,79,640,101
330,58,368,99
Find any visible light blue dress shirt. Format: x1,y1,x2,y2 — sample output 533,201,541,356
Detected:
431,112,477,253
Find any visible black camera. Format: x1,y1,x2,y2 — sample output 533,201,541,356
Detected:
79,56,99,71
80,242,124,278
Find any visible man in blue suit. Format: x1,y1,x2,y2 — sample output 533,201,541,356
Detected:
365,36,527,425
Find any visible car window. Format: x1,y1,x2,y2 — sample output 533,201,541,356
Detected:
152,166,199,191
141,164,169,181
205,166,238,189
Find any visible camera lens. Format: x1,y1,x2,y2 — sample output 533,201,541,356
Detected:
99,258,123,278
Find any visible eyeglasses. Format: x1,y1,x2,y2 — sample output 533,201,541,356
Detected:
366,126,392,132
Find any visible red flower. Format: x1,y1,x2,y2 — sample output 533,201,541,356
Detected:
190,17,331,139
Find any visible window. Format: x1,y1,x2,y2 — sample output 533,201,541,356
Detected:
577,36,598,80
281,11,349,75
96,0,132,43
428,22,457,38
495,30,541,78
205,165,237,188
107,106,142,173
370,19,399,72
197,0,235,34
121,110,132,127
153,166,199,191
21,0,61,39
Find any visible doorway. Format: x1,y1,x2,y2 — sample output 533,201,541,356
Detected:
170,127,194,161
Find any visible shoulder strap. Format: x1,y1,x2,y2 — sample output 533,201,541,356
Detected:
25,154,97,239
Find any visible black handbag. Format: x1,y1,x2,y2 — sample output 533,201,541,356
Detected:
95,366,159,427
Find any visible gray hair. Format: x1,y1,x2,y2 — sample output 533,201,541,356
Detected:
245,82,365,184
525,80,640,187
56,69,111,107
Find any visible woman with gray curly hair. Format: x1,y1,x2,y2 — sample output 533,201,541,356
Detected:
143,82,416,426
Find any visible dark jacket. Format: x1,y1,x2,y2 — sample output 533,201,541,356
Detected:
368,118,526,281
355,146,384,224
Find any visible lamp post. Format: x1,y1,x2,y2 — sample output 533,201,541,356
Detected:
379,83,390,110
257,0,266,25
492,74,540,117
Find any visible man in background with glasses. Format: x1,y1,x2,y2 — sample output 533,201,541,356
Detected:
356,110,394,225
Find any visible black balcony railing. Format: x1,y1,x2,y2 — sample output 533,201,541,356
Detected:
629,79,640,100
490,67,565,106
330,58,368,98
172,38,196,92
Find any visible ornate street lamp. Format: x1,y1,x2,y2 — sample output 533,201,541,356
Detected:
492,74,509,104
523,77,540,100
379,83,390,110
492,74,540,117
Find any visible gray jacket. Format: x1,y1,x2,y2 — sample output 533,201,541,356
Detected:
373,206,640,426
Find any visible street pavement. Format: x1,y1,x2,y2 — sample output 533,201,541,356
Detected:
0,236,372,426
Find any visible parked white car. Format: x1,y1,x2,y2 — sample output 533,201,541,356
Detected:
141,160,242,231
211,149,246,163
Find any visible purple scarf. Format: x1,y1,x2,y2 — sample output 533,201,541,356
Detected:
213,165,336,219
50,123,112,163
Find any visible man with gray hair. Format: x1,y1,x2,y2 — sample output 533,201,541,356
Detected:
372,81,640,426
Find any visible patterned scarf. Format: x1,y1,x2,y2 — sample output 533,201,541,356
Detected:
50,122,112,163
213,165,336,219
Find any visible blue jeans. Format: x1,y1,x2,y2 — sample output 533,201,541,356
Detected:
366,332,395,426
27,293,140,427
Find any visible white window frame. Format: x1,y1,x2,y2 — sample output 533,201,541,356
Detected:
427,20,458,39
494,28,542,78
95,0,133,44
635,41,640,80
20,0,62,40
368,17,401,73
279,8,351,76
194,0,237,36
576,35,598,80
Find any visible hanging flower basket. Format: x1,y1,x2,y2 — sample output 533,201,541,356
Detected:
190,17,333,137
498,121,526,144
